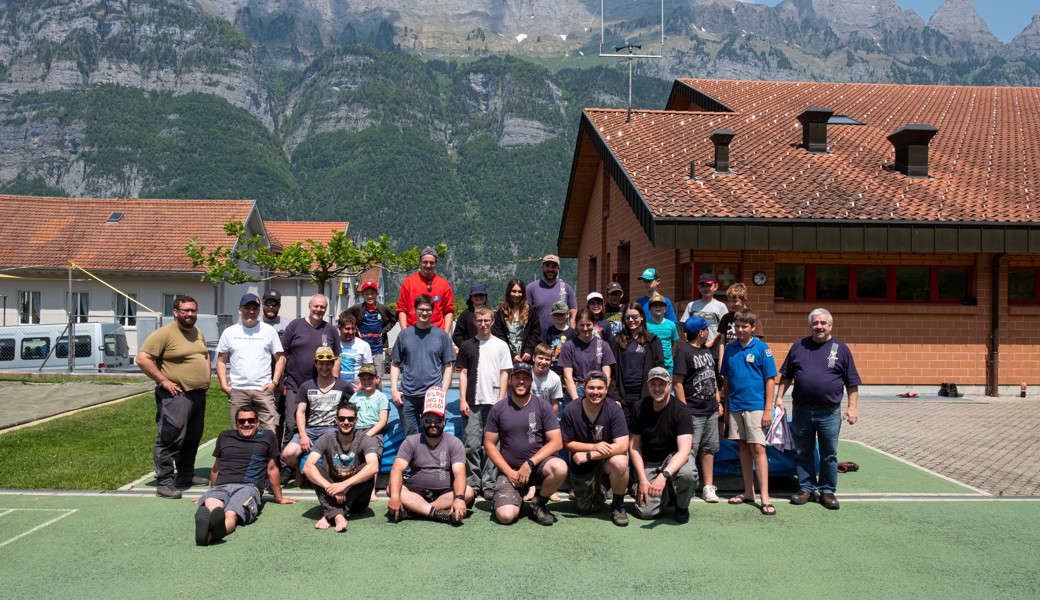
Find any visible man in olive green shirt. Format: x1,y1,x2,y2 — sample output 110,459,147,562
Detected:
137,295,212,499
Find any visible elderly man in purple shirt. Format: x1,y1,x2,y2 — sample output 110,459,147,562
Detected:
774,308,861,510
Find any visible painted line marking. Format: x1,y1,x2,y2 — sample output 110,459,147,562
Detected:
0,508,77,549
0,509,14,517
842,439,991,496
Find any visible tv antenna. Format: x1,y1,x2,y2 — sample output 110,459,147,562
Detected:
599,0,665,122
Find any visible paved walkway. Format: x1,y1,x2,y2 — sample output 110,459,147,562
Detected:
843,396,1040,497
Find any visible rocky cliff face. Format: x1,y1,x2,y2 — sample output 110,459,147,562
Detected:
928,0,1001,55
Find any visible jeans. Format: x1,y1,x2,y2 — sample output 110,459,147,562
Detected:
397,394,424,436
462,404,497,493
792,403,841,494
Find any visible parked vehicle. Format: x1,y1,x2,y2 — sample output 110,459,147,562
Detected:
0,323,130,372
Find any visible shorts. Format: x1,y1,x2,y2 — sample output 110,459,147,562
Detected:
569,462,607,514
404,483,452,503
291,426,335,446
356,430,385,458
727,410,766,444
198,483,262,524
492,460,552,510
690,414,720,455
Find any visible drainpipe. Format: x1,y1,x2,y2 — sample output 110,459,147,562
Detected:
987,253,1003,396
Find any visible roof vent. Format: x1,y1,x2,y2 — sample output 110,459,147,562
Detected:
106,212,124,223
887,124,938,178
797,107,834,154
711,128,736,173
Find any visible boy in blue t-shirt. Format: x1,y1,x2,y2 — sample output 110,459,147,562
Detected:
719,308,777,516
646,294,680,373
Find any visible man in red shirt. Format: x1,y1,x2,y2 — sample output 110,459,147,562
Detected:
397,247,454,333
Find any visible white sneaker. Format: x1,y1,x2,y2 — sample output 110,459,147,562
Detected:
702,485,720,503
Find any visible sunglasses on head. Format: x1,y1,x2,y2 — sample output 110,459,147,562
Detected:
315,353,336,361
336,415,357,423
237,417,257,425
423,417,444,425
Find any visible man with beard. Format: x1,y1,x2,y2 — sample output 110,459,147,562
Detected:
194,408,296,546
261,289,287,333
527,254,577,341
387,388,473,524
484,362,568,526
137,295,211,499
301,401,380,532
215,293,285,432
260,289,288,444
397,247,454,333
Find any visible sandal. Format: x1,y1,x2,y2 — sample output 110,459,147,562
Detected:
761,503,776,516
728,494,753,505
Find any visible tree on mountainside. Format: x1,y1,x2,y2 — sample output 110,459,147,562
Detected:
186,220,446,292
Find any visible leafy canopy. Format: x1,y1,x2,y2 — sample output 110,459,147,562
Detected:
186,220,446,292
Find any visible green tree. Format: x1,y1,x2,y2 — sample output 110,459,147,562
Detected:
186,220,446,292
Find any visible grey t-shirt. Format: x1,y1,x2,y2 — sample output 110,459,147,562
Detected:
391,325,455,397
311,431,379,482
557,336,616,383
526,279,576,339
397,433,465,492
298,378,355,429
485,395,560,470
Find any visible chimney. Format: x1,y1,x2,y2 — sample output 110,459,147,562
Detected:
797,107,834,154
887,124,939,178
711,128,736,173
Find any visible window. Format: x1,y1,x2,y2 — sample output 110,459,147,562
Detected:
21,337,50,360
685,262,741,300
0,338,14,361
56,336,92,359
18,291,40,324
775,263,973,303
163,294,179,316
1009,268,1040,303
66,292,89,323
117,293,137,326
105,332,128,358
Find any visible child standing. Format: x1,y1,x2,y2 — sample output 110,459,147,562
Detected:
680,273,728,370
531,343,565,416
719,309,777,515
672,316,721,503
545,300,578,378
646,294,680,373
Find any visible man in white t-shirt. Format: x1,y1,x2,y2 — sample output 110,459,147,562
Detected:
336,312,373,388
457,305,513,500
680,273,728,367
216,293,286,432
531,343,564,416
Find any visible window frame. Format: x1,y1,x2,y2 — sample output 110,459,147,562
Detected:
1008,267,1040,304
18,291,41,324
775,263,974,303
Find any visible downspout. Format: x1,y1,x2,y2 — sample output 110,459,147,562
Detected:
987,253,1003,397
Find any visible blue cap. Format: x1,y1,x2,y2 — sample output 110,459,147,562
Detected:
469,283,488,297
239,293,260,307
684,315,709,333
639,268,657,281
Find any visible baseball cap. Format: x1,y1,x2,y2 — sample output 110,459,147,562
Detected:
551,300,569,315
420,247,438,259
542,254,561,265
684,316,710,333
239,293,260,307
698,273,716,285
359,363,378,377
647,367,671,382
314,346,336,361
512,362,534,376
649,294,666,306
469,283,488,297
262,289,281,305
359,282,378,293
639,268,658,281
606,281,623,294
423,387,446,417
586,291,604,302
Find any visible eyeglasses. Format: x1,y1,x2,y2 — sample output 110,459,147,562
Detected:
315,353,336,361
623,314,642,321
336,415,357,423
423,417,444,425
263,300,279,307
416,308,433,314
236,418,257,425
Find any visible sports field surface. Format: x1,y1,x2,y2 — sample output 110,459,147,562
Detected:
3,440,1038,599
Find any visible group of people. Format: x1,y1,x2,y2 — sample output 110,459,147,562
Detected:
136,249,859,544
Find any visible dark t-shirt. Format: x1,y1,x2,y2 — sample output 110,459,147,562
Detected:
630,396,693,464
545,325,577,367
560,399,629,474
212,429,279,487
281,318,342,392
620,341,648,392
397,433,466,492
673,344,719,416
485,395,560,470
311,431,379,482
780,336,861,406
557,336,616,383
297,378,355,429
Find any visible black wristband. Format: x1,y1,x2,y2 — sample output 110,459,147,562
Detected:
454,494,465,500
660,470,671,480
586,451,593,462
526,459,536,471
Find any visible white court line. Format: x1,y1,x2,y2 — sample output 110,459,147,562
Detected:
0,509,77,549
843,439,992,496
0,509,14,517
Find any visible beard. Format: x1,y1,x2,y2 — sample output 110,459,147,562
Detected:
175,314,196,329
423,424,443,438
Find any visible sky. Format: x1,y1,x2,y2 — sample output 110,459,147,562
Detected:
750,1,1040,43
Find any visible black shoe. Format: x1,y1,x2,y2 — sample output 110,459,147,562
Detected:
156,484,182,499
528,500,556,526
280,468,294,487
612,506,629,527
176,475,209,488
481,489,495,502
194,505,212,546
428,508,463,526
675,507,690,524
790,490,815,505
820,493,840,510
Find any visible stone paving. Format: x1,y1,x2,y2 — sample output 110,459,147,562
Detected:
841,396,1040,497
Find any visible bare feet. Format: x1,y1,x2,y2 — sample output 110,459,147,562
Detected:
315,517,331,530
523,486,535,501
549,493,562,502
334,515,349,532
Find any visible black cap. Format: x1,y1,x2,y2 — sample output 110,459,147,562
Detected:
262,289,281,305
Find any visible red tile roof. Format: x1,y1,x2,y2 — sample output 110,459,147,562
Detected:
0,196,257,272
265,221,348,251
563,79,1040,242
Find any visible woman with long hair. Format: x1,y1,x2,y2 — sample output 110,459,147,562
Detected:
492,278,541,363
558,308,616,407
609,302,664,419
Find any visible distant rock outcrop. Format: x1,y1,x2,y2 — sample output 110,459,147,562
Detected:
928,0,1001,56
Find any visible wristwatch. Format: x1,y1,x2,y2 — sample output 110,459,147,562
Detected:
454,494,465,501
660,470,672,480
526,459,536,471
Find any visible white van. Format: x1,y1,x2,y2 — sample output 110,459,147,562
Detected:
0,323,130,373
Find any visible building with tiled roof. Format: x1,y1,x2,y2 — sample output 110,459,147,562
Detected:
265,221,348,252
558,79,1040,393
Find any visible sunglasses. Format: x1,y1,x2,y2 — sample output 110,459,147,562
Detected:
263,300,279,307
623,314,642,320
423,417,444,425
315,353,336,361
237,418,257,425
336,415,357,423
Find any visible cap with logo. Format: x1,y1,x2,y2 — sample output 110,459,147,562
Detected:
512,362,534,376
423,387,446,416
606,281,624,294
551,300,570,315
698,273,716,285
359,282,378,293
542,254,561,265
649,294,666,306
639,268,658,281
262,289,281,304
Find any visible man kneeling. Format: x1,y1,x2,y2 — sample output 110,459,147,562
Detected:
560,371,630,526
387,387,474,524
302,401,380,532
194,408,295,546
